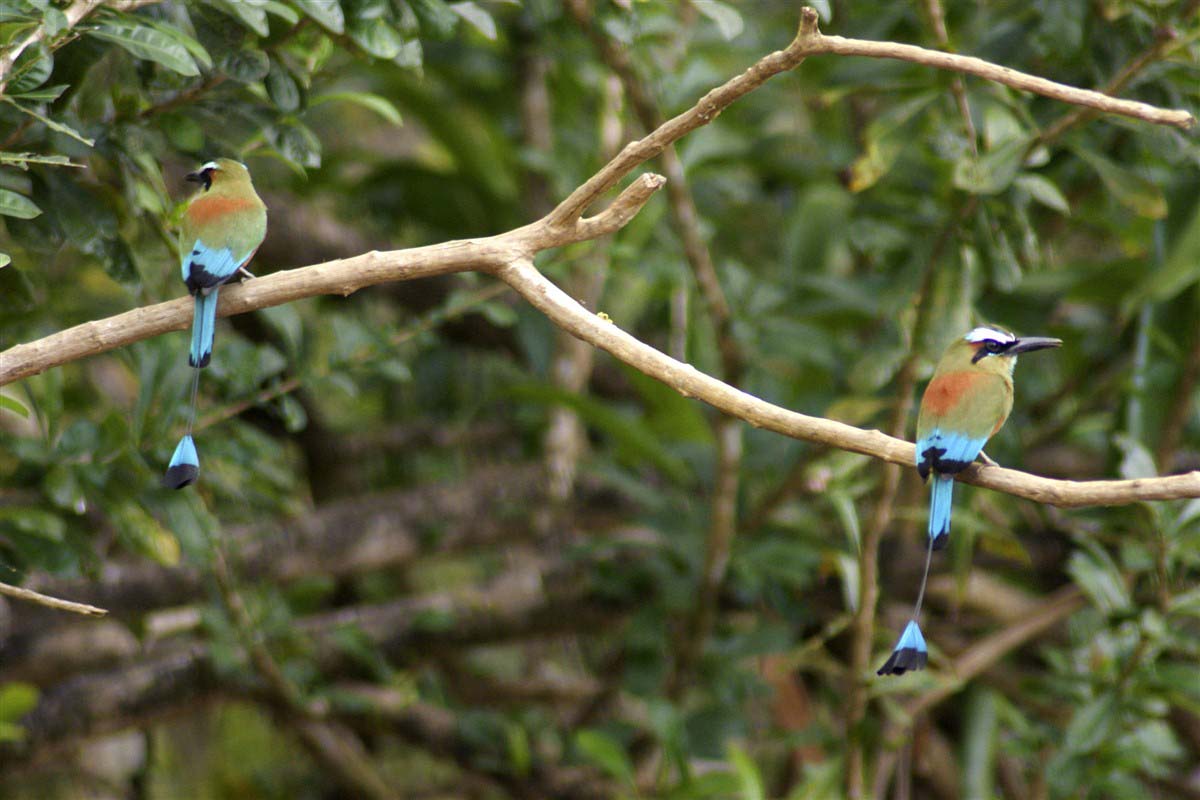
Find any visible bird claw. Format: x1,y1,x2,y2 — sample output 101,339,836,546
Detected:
237,267,256,281
977,450,999,468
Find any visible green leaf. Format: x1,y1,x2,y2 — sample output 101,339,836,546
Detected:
312,90,402,125
1073,146,1167,219
10,43,51,93
1063,692,1117,755
207,0,270,36
262,0,299,24
9,83,67,101
40,7,66,36
1114,434,1157,480
961,688,998,800
694,0,744,39
272,120,321,168
0,151,78,169
293,0,344,32
220,48,270,82
1122,199,1200,309
266,57,301,112
0,188,41,219
728,744,765,800
410,0,458,38
953,136,1031,195
111,503,181,566
0,683,38,728
3,99,94,146
348,16,404,58
87,12,200,76
1067,544,1131,614
847,92,936,192
574,730,635,788
1015,173,1070,214
0,393,28,416
448,2,495,39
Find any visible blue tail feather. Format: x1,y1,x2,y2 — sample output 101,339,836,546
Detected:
189,291,219,368
163,434,199,489
877,620,928,675
929,475,954,550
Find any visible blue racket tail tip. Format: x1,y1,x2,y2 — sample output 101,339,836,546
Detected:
163,434,199,489
877,620,928,676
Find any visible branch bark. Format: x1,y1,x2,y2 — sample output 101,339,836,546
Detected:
0,580,106,617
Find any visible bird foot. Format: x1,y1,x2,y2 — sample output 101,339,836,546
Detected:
237,267,256,281
977,450,999,468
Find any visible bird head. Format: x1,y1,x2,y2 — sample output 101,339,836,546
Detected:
953,326,1062,375
185,158,253,192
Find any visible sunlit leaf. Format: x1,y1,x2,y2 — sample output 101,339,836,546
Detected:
0,393,28,416
448,2,494,40
0,188,41,219
87,12,200,76
953,136,1031,195
1015,173,1070,214
311,91,402,125
694,0,744,39
293,0,344,32
574,730,635,788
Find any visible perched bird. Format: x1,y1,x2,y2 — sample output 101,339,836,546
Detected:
878,326,1061,675
163,159,267,489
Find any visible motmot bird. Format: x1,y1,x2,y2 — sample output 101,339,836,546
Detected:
163,159,267,489
877,326,1061,675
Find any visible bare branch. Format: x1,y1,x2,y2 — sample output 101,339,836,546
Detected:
808,32,1195,130
497,257,1200,507
3,5,1196,513
0,580,106,617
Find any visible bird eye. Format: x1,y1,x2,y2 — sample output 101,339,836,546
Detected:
985,340,1002,353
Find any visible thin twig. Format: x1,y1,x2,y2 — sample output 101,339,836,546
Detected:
1156,317,1200,472
921,0,977,154
0,579,107,616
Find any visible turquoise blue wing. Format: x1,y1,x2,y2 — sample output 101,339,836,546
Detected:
182,239,250,294
915,428,988,478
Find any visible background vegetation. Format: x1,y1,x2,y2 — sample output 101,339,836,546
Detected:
1,0,1200,797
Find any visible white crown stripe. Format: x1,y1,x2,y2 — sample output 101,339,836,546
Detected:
964,326,1015,343
199,161,219,171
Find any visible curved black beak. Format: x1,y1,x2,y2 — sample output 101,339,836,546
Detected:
1009,336,1062,355
185,171,204,183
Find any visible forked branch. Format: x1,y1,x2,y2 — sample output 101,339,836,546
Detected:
2,6,1196,514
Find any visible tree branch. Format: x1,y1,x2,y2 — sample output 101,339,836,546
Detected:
3,6,1196,512
808,29,1194,130
0,579,106,617
496,256,1200,506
